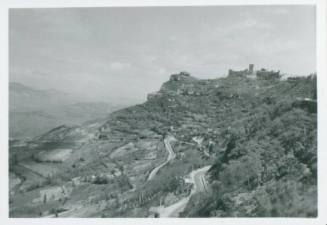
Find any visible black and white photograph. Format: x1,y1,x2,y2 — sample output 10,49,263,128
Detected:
1,0,326,223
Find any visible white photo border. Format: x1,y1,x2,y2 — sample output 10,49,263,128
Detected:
0,0,326,225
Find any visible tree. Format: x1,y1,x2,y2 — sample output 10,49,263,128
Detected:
43,194,47,205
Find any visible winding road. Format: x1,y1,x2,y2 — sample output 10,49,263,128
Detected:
150,165,211,217
147,136,176,181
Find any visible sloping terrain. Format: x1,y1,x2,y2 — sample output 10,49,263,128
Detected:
9,72,317,217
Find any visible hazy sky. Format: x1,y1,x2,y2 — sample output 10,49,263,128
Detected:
9,5,316,104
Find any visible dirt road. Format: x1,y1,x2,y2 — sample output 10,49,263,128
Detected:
150,165,211,217
147,136,176,181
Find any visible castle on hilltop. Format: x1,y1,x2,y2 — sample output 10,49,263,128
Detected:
228,64,281,80
228,64,254,76
170,71,191,81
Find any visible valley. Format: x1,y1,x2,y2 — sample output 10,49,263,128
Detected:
9,82,127,139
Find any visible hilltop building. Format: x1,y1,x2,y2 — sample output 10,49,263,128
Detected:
228,64,281,80
228,64,254,77
256,68,281,80
249,64,254,74
170,71,191,81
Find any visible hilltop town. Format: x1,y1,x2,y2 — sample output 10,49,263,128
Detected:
9,67,317,217
228,64,280,79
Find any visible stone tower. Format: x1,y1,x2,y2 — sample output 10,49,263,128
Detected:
249,64,254,74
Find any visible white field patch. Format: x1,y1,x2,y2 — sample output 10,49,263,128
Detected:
36,148,73,163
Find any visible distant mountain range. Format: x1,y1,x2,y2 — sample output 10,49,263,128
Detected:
9,82,127,139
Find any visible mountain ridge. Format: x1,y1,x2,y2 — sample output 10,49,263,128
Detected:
9,82,128,139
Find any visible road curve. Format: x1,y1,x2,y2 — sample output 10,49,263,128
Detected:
147,136,176,181
190,165,211,194
150,165,211,217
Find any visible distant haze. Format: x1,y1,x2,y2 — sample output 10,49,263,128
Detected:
9,5,316,104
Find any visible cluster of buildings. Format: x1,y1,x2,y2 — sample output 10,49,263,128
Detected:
228,64,281,80
228,64,254,76
147,65,284,101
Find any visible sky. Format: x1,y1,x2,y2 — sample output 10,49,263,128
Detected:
9,5,316,104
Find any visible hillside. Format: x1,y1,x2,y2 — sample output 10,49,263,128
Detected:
9,71,317,217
